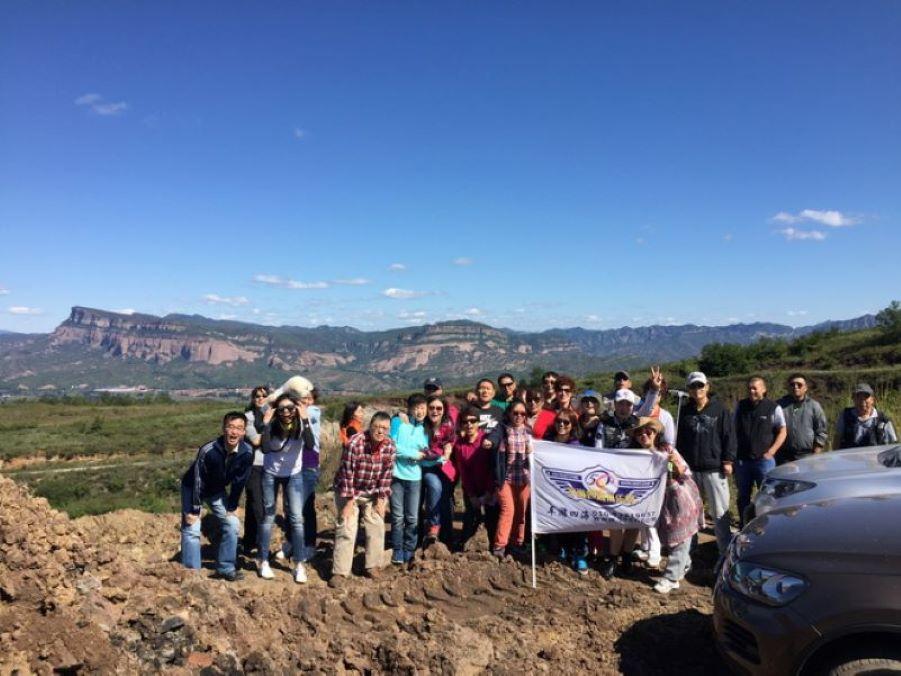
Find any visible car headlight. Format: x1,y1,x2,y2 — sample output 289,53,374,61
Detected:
758,478,816,500
727,561,808,606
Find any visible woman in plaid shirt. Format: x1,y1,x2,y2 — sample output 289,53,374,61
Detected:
493,399,533,557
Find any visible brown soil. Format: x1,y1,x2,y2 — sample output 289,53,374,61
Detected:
0,475,727,674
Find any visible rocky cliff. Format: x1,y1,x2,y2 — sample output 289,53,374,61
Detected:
0,306,877,392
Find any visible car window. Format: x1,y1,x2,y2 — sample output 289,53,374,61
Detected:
877,446,901,468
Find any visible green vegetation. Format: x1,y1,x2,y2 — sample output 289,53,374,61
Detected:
0,396,238,461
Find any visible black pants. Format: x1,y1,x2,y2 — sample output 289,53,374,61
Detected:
242,466,265,551
461,496,499,547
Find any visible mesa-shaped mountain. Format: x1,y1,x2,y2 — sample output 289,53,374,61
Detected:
0,306,876,393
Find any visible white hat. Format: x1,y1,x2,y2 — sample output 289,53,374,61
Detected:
267,375,314,404
686,371,708,387
613,388,638,404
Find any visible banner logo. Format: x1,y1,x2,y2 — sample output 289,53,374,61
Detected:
542,465,662,508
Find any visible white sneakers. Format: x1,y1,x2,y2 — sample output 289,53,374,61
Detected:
653,578,680,594
258,560,275,580
259,554,309,583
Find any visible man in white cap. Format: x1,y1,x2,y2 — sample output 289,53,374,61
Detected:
675,371,735,555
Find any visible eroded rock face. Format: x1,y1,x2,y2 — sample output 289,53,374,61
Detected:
0,474,725,674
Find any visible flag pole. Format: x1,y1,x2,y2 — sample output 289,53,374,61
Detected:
530,449,537,589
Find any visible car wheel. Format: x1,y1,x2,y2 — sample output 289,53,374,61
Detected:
823,647,901,676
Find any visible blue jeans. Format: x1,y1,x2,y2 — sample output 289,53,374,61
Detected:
301,467,319,548
390,478,421,556
179,485,240,575
421,468,453,535
258,472,306,562
736,457,776,526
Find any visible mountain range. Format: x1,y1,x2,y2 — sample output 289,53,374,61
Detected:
0,306,876,393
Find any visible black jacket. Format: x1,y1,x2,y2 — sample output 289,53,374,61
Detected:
181,437,253,514
676,396,736,471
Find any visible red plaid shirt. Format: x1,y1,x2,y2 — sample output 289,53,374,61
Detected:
333,431,396,499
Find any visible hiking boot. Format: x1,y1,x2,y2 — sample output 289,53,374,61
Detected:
258,560,275,580
328,575,346,589
364,567,381,580
215,569,244,582
491,547,506,559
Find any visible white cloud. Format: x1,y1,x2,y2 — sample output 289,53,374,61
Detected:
723,233,733,242
293,127,306,140
787,309,809,317
585,314,602,323
772,209,857,227
388,263,407,272
383,287,428,299
217,314,238,320
75,93,128,116
452,257,474,266
8,306,42,315
0,287,9,295
635,237,646,245
203,294,250,306
114,308,136,315
333,278,371,286
776,227,827,241
252,274,329,289
463,307,483,317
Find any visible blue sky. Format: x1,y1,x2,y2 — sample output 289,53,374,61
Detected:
1,2,899,333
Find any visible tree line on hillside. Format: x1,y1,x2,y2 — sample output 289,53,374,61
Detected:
698,301,900,377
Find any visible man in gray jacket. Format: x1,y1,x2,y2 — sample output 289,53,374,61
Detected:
776,373,828,465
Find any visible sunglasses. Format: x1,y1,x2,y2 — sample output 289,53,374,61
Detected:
462,419,479,425
511,411,527,417
688,383,706,389
499,381,514,387
789,382,805,388
277,405,296,413
556,387,572,393
254,393,267,399
428,405,444,411
555,420,572,427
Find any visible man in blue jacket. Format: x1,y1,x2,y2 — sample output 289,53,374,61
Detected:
180,412,254,581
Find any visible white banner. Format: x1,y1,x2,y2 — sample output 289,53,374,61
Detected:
530,440,668,534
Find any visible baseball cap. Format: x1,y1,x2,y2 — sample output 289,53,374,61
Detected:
853,382,874,396
686,371,708,387
423,377,442,390
580,389,602,404
613,389,638,404
614,370,630,382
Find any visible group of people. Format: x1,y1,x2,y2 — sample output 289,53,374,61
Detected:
179,368,895,593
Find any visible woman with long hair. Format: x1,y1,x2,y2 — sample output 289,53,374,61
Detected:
241,385,269,558
339,402,365,448
257,393,315,583
421,394,456,545
533,375,578,439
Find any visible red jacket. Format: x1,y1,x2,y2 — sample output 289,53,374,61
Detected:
452,430,494,496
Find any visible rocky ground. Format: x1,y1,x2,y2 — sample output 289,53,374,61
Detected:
0,475,727,674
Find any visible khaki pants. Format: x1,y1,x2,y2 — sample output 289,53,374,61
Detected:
332,494,385,577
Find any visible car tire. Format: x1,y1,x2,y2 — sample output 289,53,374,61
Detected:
823,651,901,676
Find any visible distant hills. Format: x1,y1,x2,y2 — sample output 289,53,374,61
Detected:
0,306,877,393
